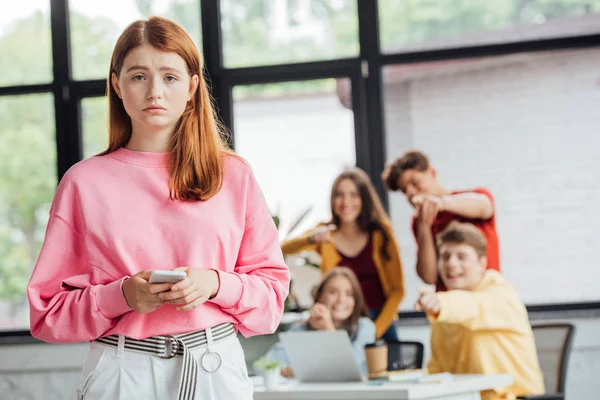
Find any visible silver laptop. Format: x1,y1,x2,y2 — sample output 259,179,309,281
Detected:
278,330,363,382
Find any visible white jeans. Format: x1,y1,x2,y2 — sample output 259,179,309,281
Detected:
76,335,253,400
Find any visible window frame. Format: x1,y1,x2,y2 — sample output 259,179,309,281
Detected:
0,0,599,340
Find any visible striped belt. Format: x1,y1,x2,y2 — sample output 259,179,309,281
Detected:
96,323,235,400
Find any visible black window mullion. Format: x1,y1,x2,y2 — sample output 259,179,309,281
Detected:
200,0,234,148
380,33,600,66
351,71,369,174
71,80,107,98
357,0,388,209
50,0,81,179
0,84,54,97
216,85,234,150
223,58,359,85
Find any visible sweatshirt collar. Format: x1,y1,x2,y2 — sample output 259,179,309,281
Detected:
108,147,169,167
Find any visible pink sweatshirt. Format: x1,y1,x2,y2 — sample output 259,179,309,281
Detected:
27,148,290,343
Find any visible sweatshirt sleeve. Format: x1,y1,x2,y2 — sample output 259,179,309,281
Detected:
27,213,132,343
209,168,290,337
373,224,405,338
427,353,443,374
472,187,495,217
353,318,376,356
429,286,528,332
280,231,318,256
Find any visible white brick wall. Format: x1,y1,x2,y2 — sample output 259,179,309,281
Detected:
384,48,600,310
234,92,356,238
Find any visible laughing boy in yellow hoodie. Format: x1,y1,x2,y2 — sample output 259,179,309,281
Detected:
416,221,544,400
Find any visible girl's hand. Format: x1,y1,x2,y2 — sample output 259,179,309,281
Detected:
122,270,173,314
308,224,336,244
308,303,336,331
158,267,220,311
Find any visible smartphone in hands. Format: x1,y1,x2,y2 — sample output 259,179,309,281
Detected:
148,270,187,284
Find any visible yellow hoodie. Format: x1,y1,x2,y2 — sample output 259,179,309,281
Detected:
427,271,545,400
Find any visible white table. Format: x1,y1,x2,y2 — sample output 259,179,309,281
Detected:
253,374,513,400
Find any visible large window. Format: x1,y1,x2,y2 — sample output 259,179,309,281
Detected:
233,80,356,236
1,0,599,337
81,97,109,158
383,47,600,309
0,1,56,333
0,94,56,331
379,0,600,53
0,0,52,87
221,0,359,67
69,0,201,80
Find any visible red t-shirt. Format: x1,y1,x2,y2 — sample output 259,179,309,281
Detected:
337,236,386,310
411,188,500,291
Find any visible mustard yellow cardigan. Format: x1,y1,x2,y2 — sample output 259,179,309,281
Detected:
281,223,405,338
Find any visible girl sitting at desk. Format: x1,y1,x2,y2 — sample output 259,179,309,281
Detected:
281,168,405,341
265,268,375,377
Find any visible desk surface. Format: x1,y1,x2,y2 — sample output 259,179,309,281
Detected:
253,374,513,400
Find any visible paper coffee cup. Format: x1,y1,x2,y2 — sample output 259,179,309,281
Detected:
364,341,388,375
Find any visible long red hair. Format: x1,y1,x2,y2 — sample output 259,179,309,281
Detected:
102,16,232,201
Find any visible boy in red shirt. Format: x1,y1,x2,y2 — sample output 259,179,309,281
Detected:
382,150,499,290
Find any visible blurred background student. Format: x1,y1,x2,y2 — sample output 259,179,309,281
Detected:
265,268,375,378
416,222,543,400
382,150,498,291
282,168,405,341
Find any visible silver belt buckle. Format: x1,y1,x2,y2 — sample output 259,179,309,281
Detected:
157,335,178,359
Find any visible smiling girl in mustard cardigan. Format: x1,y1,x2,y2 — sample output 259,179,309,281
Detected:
282,168,405,340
